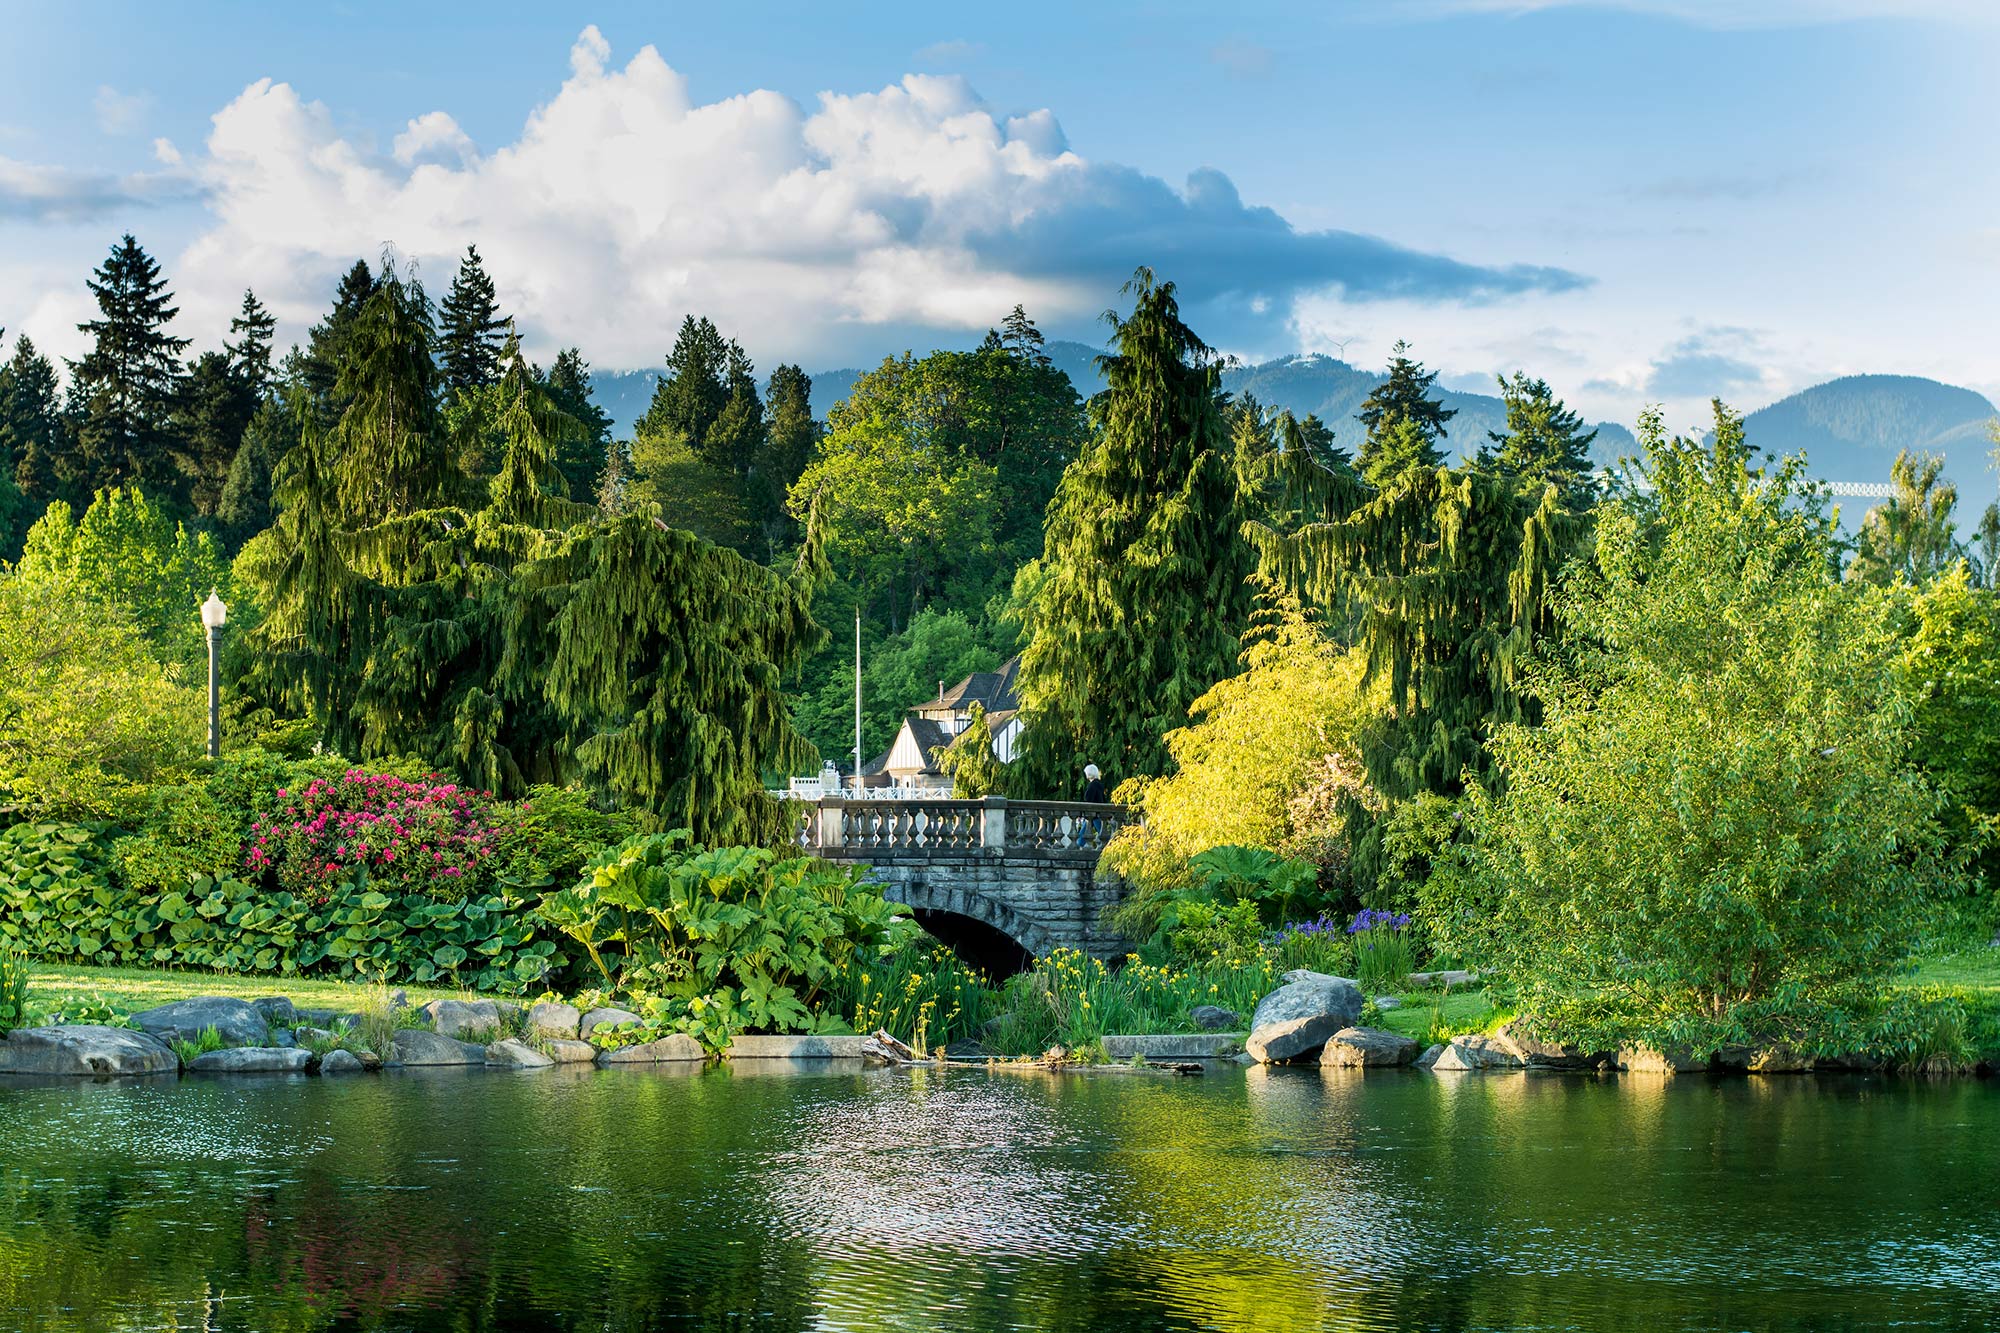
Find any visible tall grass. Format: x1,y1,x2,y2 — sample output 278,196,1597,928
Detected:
0,949,32,1034
838,943,998,1055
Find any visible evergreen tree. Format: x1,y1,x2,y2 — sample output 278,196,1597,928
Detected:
1014,269,1256,793
302,259,376,413
1485,371,1597,501
175,351,243,517
437,244,508,395
543,347,612,501
329,258,446,524
757,363,819,548
3,334,70,512
999,303,1051,366
707,340,767,475
595,438,632,516
69,234,190,499
225,289,278,398
638,316,730,463
218,387,305,549
1356,341,1452,487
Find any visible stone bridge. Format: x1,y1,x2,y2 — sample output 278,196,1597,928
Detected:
796,797,1131,960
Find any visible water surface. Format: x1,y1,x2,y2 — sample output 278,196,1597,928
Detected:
1,1063,1994,1331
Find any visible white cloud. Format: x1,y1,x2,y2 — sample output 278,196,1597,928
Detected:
93,85,151,135
0,155,195,222
152,137,182,166
151,28,1573,372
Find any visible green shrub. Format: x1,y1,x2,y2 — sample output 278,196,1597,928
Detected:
171,1025,226,1064
114,783,242,895
1165,898,1265,967
536,831,920,1050
0,949,30,1034
489,785,641,892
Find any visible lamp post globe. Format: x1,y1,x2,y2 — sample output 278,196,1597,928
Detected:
200,589,227,758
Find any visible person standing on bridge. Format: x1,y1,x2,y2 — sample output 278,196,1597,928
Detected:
1082,764,1106,804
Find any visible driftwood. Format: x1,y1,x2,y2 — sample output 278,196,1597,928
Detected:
864,1030,1203,1076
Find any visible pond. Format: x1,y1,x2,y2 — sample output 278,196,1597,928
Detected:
0,1063,1995,1332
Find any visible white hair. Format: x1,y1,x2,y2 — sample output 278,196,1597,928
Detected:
1083,764,1101,780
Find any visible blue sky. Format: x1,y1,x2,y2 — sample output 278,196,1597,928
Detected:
2,1,1995,432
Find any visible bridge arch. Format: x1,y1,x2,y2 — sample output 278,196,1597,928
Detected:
877,878,1061,960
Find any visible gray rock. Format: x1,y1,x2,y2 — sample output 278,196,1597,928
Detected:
579,1006,642,1038
1416,1043,1445,1069
1246,974,1364,1063
597,1034,705,1064
1617,1044,1706,1075
318,1049,365,1076
1432,1034,1526,1071
526,1001,581,1041
1320,1027,1420,1068
485,1038,555,1069
1405,969,1479,989
1101,1033,1243,1061
390,1029,487,1066
295,1026,333,1045
1373,996,1403,1011
0,1025,179,1077
493,1001,524,1028
727,1034,867,1059
131,997,270,1049
545,1039,598,1064
252,996,298,1027
1190,1005,1242,1031
1492,1020,1599,1070
421,999,503,1041
1746,1047,1813,1074
187,1046,311,1074
1280,968,1361,988
268,1028,297,1048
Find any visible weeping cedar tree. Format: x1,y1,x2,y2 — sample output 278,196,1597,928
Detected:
1014,269,1256,794
240,262,824,845
1248,397,1587,892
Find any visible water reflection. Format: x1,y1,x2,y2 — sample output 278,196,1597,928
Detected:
0,1064,1996,1331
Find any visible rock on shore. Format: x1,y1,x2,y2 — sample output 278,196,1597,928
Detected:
1245,972,1363,1064
1320,1027,1420,1068
132,997,269,1049
0,1025,179,1077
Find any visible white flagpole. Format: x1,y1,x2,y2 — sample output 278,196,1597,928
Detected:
853,608,863,791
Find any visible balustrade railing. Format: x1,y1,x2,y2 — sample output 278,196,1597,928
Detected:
794,796,1126,858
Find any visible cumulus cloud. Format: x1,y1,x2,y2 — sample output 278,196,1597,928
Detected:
1643,327,1773,398
0,156,195,222
93,85,151,135
54,27,1576,370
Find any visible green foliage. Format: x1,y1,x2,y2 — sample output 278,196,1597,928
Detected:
1356,341,1452,486
489,784,642,893
1367,792,1466,916
0,853,559,992
1016,269,1256,792
839,941,998,1055
0,948,29,1034
0,576,201,820
171,1025,226,1064
438,245,508,395
1164,898,1265,968
1353,917,1415,994
69,235,191,503
1848,449,1963,587
986,948,1283,1056
14,485,243,681
536,831,920,1049
113,784,241,896
790,605,1005,766
1101,590,1381,896
1469,403,1958,1054
1107,841,1323,956
1483,371,1599,503
1898,566,2000,897
938,702,1008,798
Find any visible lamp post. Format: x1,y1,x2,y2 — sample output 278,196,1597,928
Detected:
199,589,227,759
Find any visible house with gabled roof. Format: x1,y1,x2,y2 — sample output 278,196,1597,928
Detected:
863,655,1023,792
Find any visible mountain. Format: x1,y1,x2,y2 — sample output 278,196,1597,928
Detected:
1740,375,1997,491
588,356,1994,512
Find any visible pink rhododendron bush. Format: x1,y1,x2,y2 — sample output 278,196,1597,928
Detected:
246,770,502,904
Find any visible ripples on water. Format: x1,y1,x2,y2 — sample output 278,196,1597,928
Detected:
0,1064,1995,1332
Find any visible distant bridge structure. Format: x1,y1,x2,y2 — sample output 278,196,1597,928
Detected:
795,796,1131,961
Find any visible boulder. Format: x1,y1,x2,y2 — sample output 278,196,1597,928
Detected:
295,1026,333,1046
545,1040,598,1064
0,1025,179,1077
131,997,269,1049
727,1034,867,1059
390,1029,487,1066
1190,1005,1243,1032
579,1007,642,1039
597,1034,705,1064
1492,1020,1599,1070
268,1028,297,1048
526,1001,581,1041
188,1047,311,1074
1747,1047,1814,1074
485,1038,555,1069
1617,1044,1706,1075
1245,974,1363,1063
295,1007,337,1027
318,1049,365,1076
1320,1027,1420,1068
1405,969,1479,989
421,999,503,1042
1415,1043,1446,1069
353,1049,383,1071
1280,968,1361,988
1101,1033,1243,1061
252,996,298,1028
1431,1035,1526,1072
1373,997,1403,1012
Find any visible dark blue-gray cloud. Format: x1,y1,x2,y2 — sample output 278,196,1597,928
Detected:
0,157,197,222
1645,330,1768,397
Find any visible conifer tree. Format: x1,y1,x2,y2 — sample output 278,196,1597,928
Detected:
1484,371,1597,502
638,316,730,461
437,245,508,395
3,334,69,512
176,351,243,516
544,347,613,501
1356,341,1452,487
707,340,767,474
70,234,190,498
226,289,278,398
330,258,446,524
303,259,376,413
1014,268,1256,793
218,387,306,549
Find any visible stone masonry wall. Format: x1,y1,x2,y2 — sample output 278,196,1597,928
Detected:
824,851,1129,960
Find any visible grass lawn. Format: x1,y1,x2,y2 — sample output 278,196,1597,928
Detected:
26,963,489,1015
1903,946,2000,991
1376,983,1503,1044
